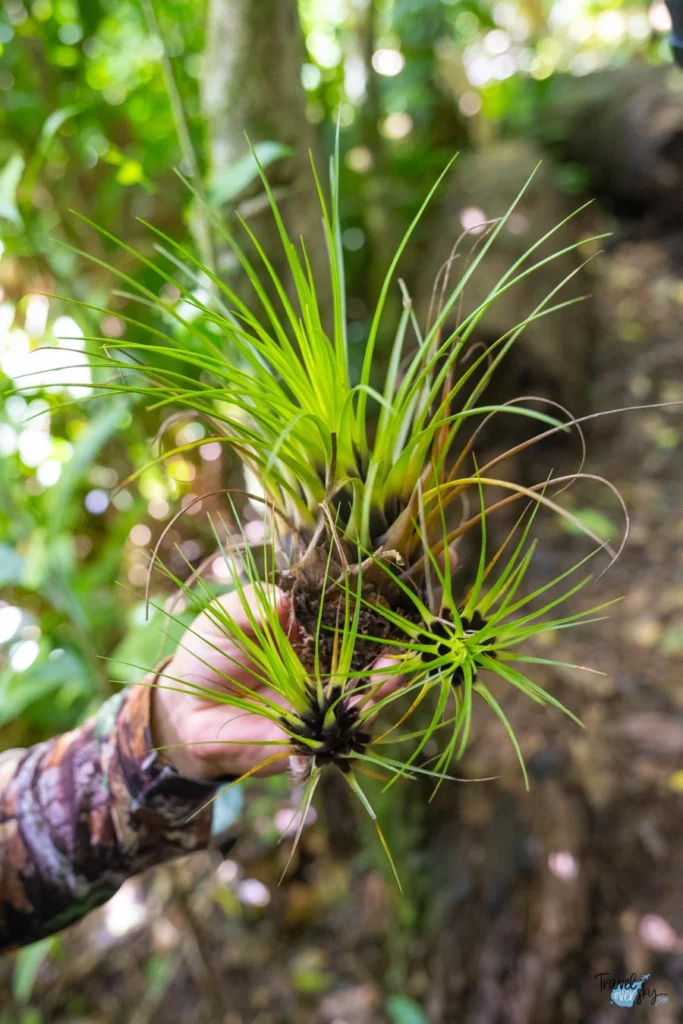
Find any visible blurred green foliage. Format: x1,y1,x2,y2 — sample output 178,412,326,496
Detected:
0,4,675,1021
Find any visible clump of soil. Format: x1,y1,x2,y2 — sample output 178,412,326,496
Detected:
278,563,421,673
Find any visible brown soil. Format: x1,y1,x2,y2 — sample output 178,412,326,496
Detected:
278,555,421,675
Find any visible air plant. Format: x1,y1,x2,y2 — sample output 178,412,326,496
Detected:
146,514,485,884
25,142,628,878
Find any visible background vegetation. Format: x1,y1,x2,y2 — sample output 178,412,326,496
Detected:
1,1,683,1022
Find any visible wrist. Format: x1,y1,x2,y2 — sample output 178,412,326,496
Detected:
149,658,239,783
114,680,220,841
149,658,197,778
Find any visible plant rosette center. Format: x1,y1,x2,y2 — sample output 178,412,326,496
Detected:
286,685,372,772
415,611,498,687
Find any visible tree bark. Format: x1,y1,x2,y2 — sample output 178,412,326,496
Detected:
201,0,328,291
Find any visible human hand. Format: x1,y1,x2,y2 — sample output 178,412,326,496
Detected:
150,585,400,783
150,585,297,782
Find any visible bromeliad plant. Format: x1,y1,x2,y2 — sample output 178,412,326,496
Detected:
31,144,626,875
352,490,618,796
149,515,488,882
148,498,614,884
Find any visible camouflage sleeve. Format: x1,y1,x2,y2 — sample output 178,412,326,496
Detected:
0,670,222,952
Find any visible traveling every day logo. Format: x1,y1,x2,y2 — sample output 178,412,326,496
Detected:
595,972,669,1007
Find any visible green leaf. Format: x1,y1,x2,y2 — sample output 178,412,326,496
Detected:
208,141,293,206
116,159,145,186
560,507,616,541
0,544,24,587
41,106,80,141
12,937,56,1003
145,954,173,1001
387,994,429,1024
20,529,48,591
18,1009,43,1024
48,398,131,528
0,650,90,727
21,106,83,206
109,605,193,684
0,152,25,226
290,956,335,995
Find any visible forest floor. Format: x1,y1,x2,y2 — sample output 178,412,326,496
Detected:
2,239,683,1024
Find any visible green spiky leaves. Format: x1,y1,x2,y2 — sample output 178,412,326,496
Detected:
27,136,627,885
26,142,613,565
350,487,620,795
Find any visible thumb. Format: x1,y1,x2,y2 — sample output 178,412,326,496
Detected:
203,583,300,643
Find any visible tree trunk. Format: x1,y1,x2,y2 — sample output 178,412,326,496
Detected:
201,0,328,291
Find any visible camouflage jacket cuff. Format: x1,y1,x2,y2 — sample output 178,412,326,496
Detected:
103,668,220,846
0,670,222,951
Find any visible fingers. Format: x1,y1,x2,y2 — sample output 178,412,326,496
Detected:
369,655,405,701
173,583,300,694
347,655,405,721
164,698,293,781
201,583,299,643
207,714,292,778
435,542,459,576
